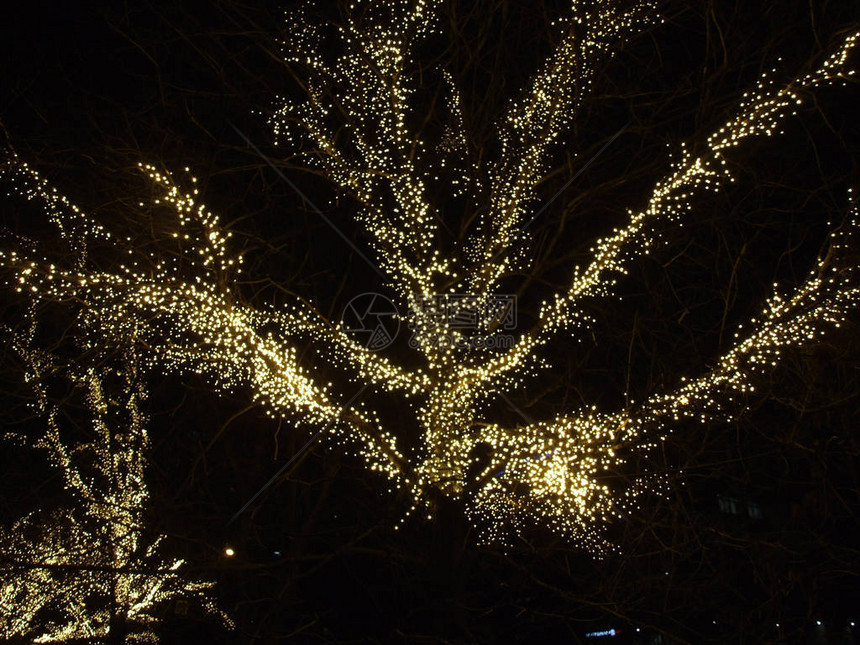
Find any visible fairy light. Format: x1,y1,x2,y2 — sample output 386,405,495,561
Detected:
1,2,858,557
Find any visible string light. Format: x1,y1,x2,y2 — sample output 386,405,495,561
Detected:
1,2,858,558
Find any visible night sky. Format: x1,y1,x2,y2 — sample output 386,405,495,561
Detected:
2,1,860,643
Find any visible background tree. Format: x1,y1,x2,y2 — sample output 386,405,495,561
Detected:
0,334,229,643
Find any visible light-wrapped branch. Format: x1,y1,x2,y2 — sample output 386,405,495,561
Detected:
468,0,658,294
272,0,448,309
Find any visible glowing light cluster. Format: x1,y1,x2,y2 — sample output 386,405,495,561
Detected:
0,339,230,642
1,2,858,554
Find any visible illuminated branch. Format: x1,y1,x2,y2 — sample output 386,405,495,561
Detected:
644,198,860,422
273,0,447,311
468,0,658,294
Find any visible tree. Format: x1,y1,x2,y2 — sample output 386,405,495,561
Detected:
0,334,229,643
1,0,859,641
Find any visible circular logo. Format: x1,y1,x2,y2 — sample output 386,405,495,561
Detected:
340,292,400,351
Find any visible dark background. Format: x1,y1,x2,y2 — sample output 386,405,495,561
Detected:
2,1,860,643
